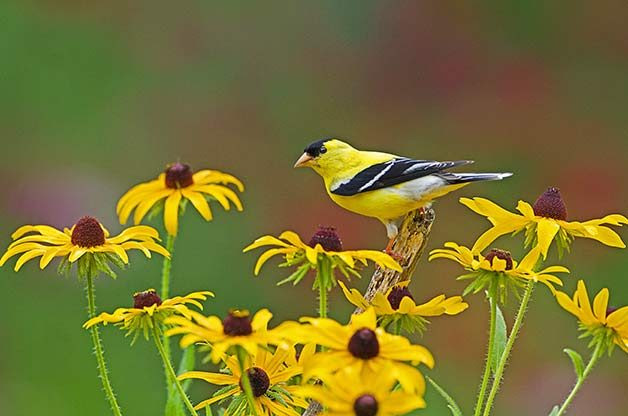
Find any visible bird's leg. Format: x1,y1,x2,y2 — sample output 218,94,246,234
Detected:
385,237,396,254
383,221,403,261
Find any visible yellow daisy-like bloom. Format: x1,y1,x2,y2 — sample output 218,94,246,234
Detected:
338,281,468,334
0,216,169,275
117,162,244,236
179,345,308,415
296,365,425,416
556,280,628,354
243,227,401,289
165,309,282,363
429,243,569,297
460,188,627,258
83,289,213,342
280,307,433,394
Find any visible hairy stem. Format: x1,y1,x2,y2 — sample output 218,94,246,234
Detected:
556,344,602,416
161,234,176,399
85,274,123,416
482,280,535,416
474,290,498,416
151,321,199,416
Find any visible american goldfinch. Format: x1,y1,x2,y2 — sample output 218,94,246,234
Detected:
294,138,512,251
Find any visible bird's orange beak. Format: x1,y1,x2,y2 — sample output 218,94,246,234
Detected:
294,153,313,168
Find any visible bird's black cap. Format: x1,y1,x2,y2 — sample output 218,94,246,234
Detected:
304,138,332,157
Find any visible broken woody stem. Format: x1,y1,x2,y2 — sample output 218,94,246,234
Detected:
302,208,436,416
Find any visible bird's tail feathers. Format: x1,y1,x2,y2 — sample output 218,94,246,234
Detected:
438,172,513,184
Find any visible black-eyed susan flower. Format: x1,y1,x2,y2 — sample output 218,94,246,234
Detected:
0,216,169,278
179,345,308,415
117,162,244,236
296,365,426,416
280,307,433,395
429,243,569,302
556,280,628,354
338,281,468,335
460,188,627,258
83,289,213,343
166,309,283,363
243,227,401,292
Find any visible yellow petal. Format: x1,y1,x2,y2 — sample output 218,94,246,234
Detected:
556,291,580,318
253,248,290,275
116,176,165,214
471,224,518,254
338,281,370,310
164,191,182,236
536,219,561,258
515,200,536,218
11,225,67,240
592,288,609,323
132,189,172,225
192,170,244,191
278,231,308,250
181,189,213,221
243,235,292,252
518,246,542,271
251,309,273,331
14,249,46,271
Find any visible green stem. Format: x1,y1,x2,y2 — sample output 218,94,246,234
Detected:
236,346,259,416
161,234,176,398
474,291,498,416
161,234,176,299
318,285,328,319
151,321,199,416
555,344,602,416
85,274,123,416
426,375,463,416
482,280,535,416
316,256,332,318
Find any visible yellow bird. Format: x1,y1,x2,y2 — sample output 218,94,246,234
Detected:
294,138,512,252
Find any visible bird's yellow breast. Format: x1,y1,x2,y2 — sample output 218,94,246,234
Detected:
326,186,423,221
326,182,468,221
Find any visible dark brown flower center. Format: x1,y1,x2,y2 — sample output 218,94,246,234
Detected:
348,328,379,359
71,216,105,248
222,311,253,336
353,394,378,416
133,289,162,309
165,162,194,189
533,187,567,220
239,367,270,397
308,226,343,251
387,286,414,310
484,249,514,270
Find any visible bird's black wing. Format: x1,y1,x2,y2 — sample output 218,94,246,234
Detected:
330,158,473,196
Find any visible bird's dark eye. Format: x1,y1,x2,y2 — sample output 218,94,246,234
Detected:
320,146,327,154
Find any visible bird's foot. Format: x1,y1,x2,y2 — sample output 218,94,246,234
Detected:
384,247,404,262
384,238,403,262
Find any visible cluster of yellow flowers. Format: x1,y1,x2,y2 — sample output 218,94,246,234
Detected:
1,162,626,416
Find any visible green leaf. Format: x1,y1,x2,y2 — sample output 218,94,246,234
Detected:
205,405,213,416
490,301,507,375
447,405,463,416
165,345,196,416
179,345,196,392
563,348,585,380
425,375,463,416
548,405,560,416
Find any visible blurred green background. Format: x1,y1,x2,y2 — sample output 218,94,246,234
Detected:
1,1,626,415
